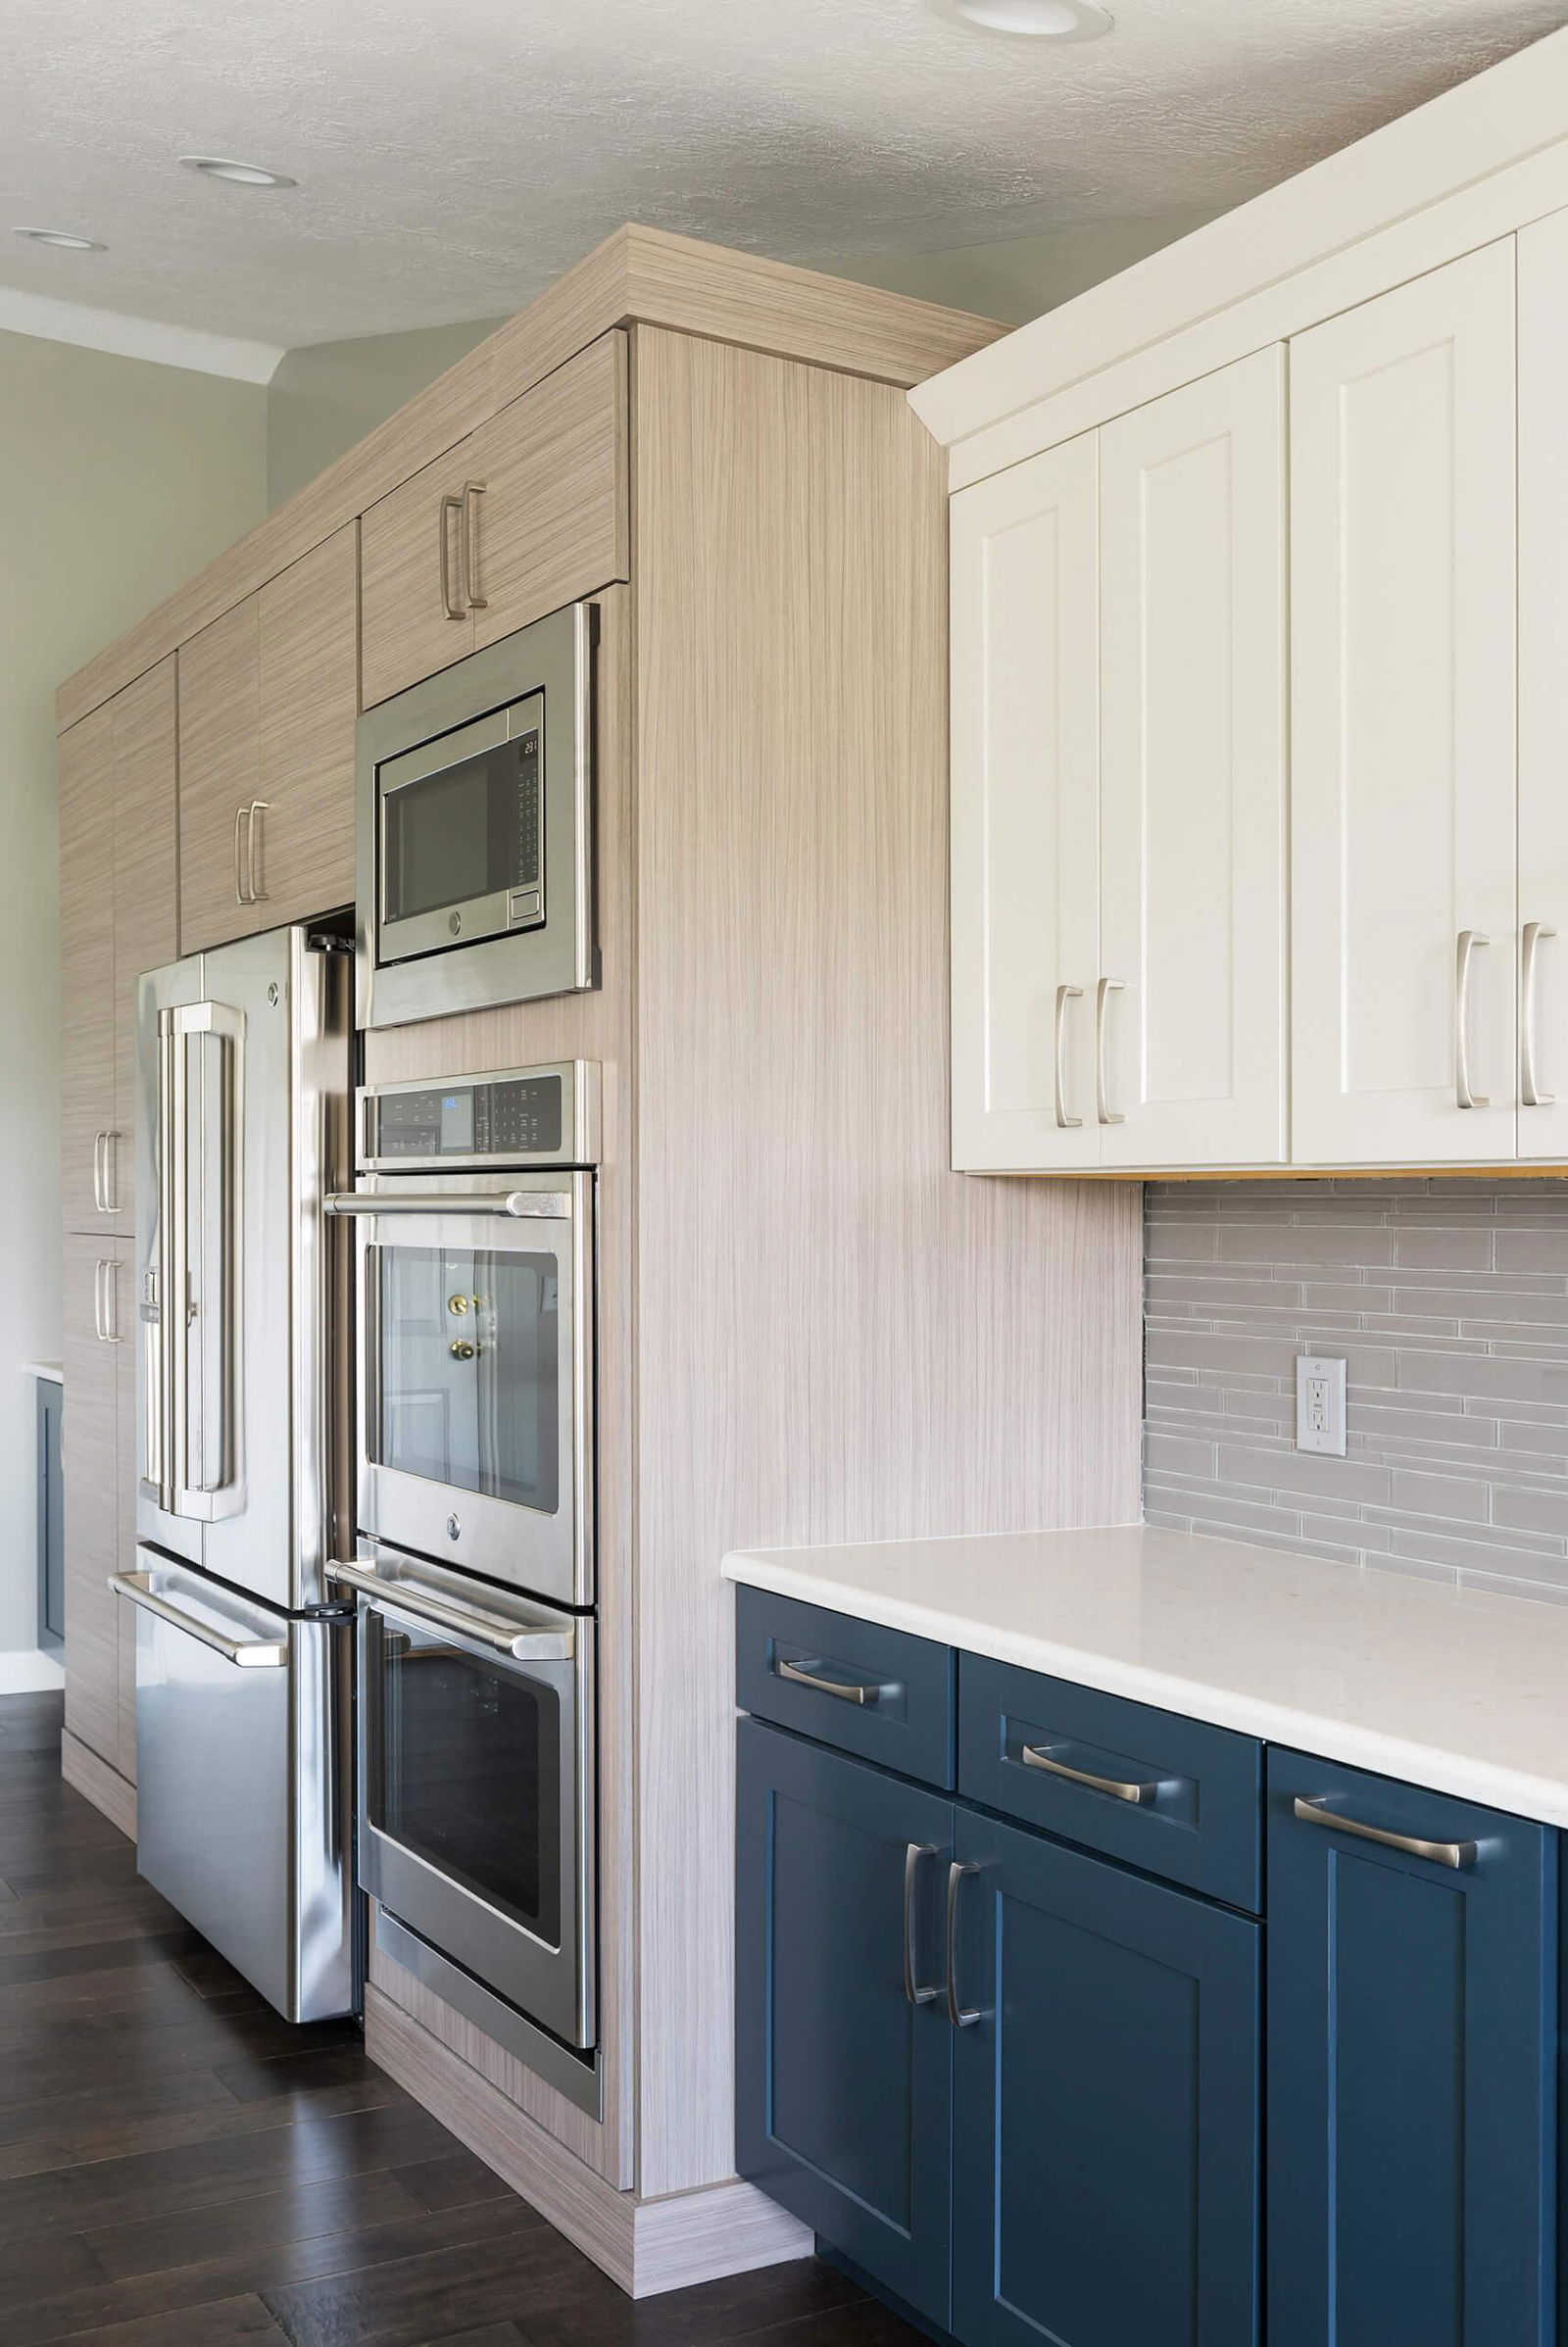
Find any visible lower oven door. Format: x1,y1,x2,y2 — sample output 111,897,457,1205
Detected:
352,1552,594,2051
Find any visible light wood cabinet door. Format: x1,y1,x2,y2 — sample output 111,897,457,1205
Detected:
468,331,629,653
59,707,118,1235
360,440,478,709
111,658,177,1236
1290,241,1518,1166
950,433,1101,1172
1099,348,1288,1168
253,524,359,927
1518,208,1568,1163
62,1232,123,1772
177,594,263,953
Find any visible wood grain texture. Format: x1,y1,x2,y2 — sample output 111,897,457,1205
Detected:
629,328,1143,2197
469,332,630,656
256,523,360,922
58,707,117,1238
359,437,479,709
361,585,636,2191
59,1723,137,1839
111,657,178,1239
364,1985,812,2299
176,597,262,954
115,1307,139,1785
61,1236,123,1774
57,228,1002,732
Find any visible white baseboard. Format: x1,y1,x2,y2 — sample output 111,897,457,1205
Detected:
0,1650,65,1693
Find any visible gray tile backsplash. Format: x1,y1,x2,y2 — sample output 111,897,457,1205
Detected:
1144,1180,1568,1600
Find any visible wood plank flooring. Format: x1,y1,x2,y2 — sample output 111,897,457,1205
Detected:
1,1691,917,2347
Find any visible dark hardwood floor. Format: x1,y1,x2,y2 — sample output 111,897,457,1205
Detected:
0,1690,917,2347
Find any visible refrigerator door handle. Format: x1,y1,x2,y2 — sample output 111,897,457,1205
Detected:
158,1001,244,1518
109,1570,288,1667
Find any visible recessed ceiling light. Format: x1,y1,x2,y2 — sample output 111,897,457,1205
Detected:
927,0,1113,38
13,225,106,251
179,156,297,188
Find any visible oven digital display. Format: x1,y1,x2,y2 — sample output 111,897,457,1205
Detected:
373,1075,565,1159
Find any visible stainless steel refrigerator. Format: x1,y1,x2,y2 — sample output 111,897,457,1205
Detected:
112,924,357,2022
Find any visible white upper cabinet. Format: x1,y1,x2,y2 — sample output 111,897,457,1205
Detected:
1517,208,1568,1161
951,435,1100,1172
1289,241,1518,1165
1098,349,1288,1167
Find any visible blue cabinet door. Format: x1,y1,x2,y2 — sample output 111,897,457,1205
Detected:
951,1808,1259,2347
1267,1749,1556,2347
736,1718,956,2327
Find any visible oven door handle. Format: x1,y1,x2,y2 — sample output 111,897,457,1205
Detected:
329,1559,576,1660
323,1190,569,1218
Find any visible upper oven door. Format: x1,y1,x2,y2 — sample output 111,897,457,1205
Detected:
376,697,544,967
339,1171,594,1606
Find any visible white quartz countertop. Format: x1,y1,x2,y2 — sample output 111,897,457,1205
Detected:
22,1361,62,1385
722,1525,1568,1829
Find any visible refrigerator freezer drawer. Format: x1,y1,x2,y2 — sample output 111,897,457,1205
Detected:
123,1550,355,2022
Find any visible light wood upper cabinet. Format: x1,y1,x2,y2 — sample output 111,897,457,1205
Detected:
59,706,117,1234
1099,349,1287,1168
62,1231,123,1775
360,330,629,709
178,524,358,952
1290,240,1518,1167
950,436,1101,1174
1517,207,1568,1162
111,660,177,1229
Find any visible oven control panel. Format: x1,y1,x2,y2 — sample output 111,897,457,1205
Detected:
359,1060,599,1170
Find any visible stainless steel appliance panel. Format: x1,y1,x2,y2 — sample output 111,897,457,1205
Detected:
119,1549,354,2023
356,605,596,1031
137,928,350,1610
340,1544,594,2050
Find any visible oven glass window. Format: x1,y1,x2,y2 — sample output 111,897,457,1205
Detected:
372,1245,561,1513
369,1614,562,1944
381,731,541,923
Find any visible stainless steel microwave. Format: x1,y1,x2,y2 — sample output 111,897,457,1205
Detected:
356,603,597,1030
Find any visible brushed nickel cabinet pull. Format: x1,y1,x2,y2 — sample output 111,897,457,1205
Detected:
101,1129,120,1216
462,482,488,611
1096,976,1126,1126
1054,984,1084,1129
101,1256,122,1344
91,1129,108,1214
1454,929,1490,1109
246,802,270,905
904,1843,940,2007
1522,921,1557,1108
1022,1742,1157,1805
439,493,466,620
93,1258,107,1344
233,804,252,905
775,1654,899,1706
1293,1794,1477,1870
945,1860,981,2028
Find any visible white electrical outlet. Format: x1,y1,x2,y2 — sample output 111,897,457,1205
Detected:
1296,1355,1348,1457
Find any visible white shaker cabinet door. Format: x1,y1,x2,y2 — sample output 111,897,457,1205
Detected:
1290,241,1518,1166
1517,208,1568,1162
1098,348,1288,1167
950,435,1100,1172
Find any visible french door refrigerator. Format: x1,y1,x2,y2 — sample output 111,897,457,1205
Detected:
112,924,357,2021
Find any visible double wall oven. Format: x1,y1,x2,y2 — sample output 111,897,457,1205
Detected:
326,1061,600,2106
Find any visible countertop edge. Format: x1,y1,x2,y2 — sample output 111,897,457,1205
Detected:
722,1546,1568,1832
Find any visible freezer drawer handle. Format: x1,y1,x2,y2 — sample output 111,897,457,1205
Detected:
109,1572,288,1669
328,1559,575,1660
323,1190,569,1219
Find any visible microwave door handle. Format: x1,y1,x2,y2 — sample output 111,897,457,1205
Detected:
323,1190,571,1218
328,1559,575,1661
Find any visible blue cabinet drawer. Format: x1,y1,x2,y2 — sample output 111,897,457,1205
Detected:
735,1587,956,1788
957,1653,1261,1909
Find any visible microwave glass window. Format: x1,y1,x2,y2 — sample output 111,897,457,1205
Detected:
373,1245,561,1513
381,729,542,924
369,1614,562,1945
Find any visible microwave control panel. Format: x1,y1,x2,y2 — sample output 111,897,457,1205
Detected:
360,1060,599,1170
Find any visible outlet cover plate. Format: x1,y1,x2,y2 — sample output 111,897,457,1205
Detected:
1296,1355,1348,1457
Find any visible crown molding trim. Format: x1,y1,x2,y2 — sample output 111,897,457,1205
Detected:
0,284,282,382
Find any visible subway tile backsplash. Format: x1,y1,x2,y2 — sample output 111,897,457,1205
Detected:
1144,1180,1568,1600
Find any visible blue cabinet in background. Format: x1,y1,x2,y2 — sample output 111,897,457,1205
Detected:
1266,1747,1557,2347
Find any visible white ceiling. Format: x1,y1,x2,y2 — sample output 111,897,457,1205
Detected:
1,0,1563,355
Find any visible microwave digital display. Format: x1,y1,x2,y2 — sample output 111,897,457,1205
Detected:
381,724,542,927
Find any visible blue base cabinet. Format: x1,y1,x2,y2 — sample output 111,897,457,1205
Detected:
951,1809,1258,2347
1266,1748,1557,2347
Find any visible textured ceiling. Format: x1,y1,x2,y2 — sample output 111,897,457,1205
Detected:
1,0,1563,349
